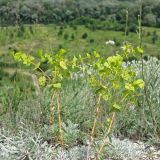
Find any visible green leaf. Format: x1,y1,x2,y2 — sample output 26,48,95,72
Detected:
10,51,15,57
121,72,131,81
136,46,144,54
38,76,46,86
133,79,145,89
86,53,91,59
102,93,110,101
34,62,41,70
58,49,66,55
125,83,135,91
104,62,109,67
73,56,77,62
89,76,98,87
53,83,61,89
72,56,78,68
60,60,67,70
113,103,121,111
36,49,43,57
93,51,100,58
79,55,83,62
13,51,23,62
107,55,123,66
112,82,120,89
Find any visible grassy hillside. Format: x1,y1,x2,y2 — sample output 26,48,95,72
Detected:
0,24,160,59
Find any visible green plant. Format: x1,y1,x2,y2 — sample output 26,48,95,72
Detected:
11,49,79,147
10,43,144,159
12,49,69,146
81,45,145,159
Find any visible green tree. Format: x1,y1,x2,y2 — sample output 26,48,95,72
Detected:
144,13,157,26
82,32,88,39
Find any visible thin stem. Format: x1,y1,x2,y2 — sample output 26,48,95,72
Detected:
91,95,101,140
124,10,129,43
32,62,52,81
138,0,142,48
86,95,101,160
138,0,144,80
96,112,116,159
49,92,55,142
56,92,63,147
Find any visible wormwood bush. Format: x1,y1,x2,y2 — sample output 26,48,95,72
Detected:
0,127,94,160
0,127,151,160
0,128,56,160
105,137,146,160
115,57,160,141
10,43,145,158
62,120,80,146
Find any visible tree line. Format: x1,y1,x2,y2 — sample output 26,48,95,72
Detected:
0,0,160,30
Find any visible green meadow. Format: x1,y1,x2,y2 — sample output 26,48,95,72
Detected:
1,24,160,58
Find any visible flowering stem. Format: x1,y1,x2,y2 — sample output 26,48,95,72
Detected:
56,92,63,147
124,10,128,43
86,95,101,160
96,112,116,159
91,95,101,141
49,92,55,142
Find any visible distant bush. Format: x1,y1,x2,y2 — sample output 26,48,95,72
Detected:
17,25,25,37
58,30,63,36
113,37,121,46
82,32,88,39
29,25,34,35
72,25,77,30
151,30,158,44
58,44,63,49
144,13,157,27
147,31,151,36
64,33,69,40
71,33,75,40
129,24,137,33
89,39,94,43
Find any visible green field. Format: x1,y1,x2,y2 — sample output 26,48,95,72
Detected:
0,24,160,59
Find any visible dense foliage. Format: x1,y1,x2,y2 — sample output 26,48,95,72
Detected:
8,43,144,159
